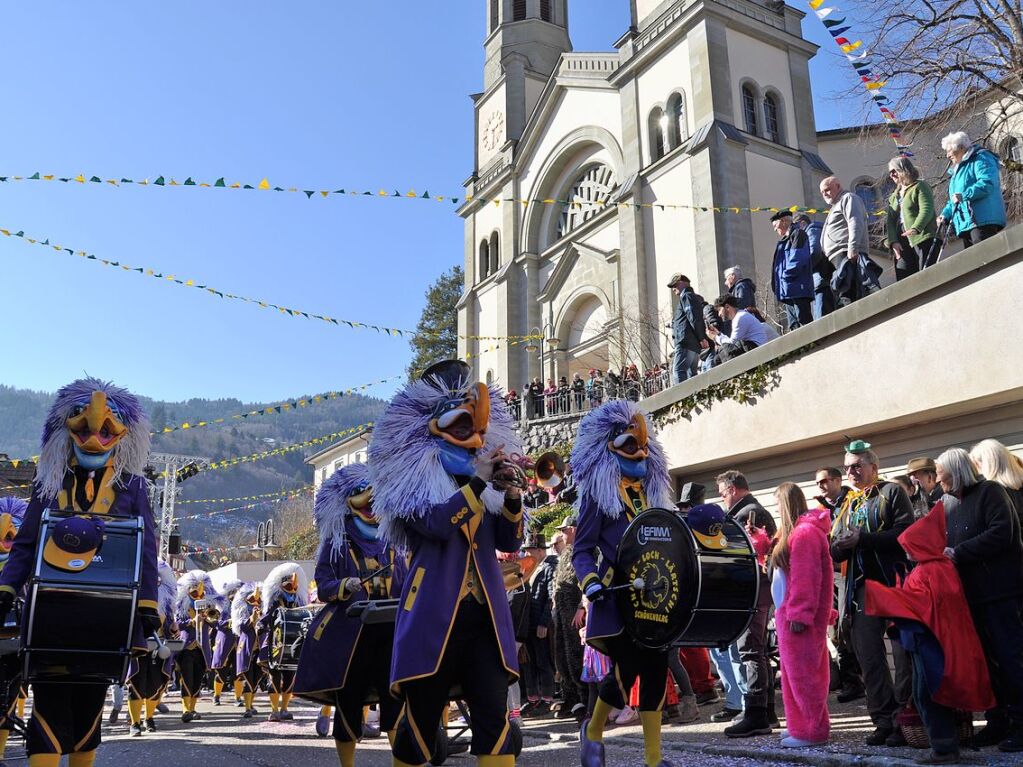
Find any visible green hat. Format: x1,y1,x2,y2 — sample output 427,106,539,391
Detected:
846,439,872,454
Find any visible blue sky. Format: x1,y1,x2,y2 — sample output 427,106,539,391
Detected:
0,1,867,403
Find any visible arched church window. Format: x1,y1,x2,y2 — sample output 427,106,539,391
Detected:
513,0,527,21
666,92,686,148
479,240,491,280
763,93,781,143
854,181,879,214
540,0,553,22
742,84,759,135
649,107,667,163
557,164,619,239
489,231,500,273
490,0,499,32
1003,136,1022,164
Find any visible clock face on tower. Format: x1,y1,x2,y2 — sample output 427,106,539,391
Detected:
481,110,505,152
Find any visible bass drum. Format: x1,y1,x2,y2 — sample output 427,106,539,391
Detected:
614,508,759,649
269,604,323,671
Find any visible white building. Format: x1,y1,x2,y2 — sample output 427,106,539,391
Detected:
306,426,372,489
456,1,1022,393
457,0,832,388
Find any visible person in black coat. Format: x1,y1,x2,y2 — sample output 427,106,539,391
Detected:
521,535,558,718
937,448,1023,753
667,274,707,384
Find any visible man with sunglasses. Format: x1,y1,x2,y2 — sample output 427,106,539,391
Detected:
831,441,914,748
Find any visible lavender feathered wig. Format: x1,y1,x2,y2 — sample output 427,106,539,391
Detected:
314,462,371,563
368,370,520,549
0,497,28,526
36,377,151,500
571,400,672,518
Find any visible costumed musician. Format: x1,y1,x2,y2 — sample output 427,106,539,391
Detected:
257,562,308,721
174,571,220,722
368,359,525,767
571,400,675,767
0,378,160,767
0,496,28,763
126,560,178,736
294,461,407,766
211,579,245,708
230,583,263,718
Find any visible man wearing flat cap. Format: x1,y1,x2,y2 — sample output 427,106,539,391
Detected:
770,211,815,331
667,274,707,385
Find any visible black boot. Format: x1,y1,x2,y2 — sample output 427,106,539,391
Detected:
971,721,1010,748
724,706,772,738
766,678,779,728
998,724,1023,753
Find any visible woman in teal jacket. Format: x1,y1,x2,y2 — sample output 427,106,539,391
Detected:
883,156,938,276
937,131,1007,248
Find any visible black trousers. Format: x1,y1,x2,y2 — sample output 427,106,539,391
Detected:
393,600,518,764
175,647,207,698
128,656,167,700
970,598,1023,724
28,682,107,755
333,623,401,742
215,663,237,687
597,633,669,712
553,602,586,710
893,238,921,281
912,651,958,754
961,224,1003,249
240,655,263,694
737,577,773,709
268,668,296,697
523,631,555,699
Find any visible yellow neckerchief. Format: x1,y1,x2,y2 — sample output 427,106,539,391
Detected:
57,458,117,515
618,477,647,521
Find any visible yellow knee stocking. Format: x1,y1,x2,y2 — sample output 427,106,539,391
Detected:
17,697,25,719
477,756,515,767
213,679,224,698
127,698,144,725
68,751,97,767
281,692,292,711
387,729,396,747
335,740,356,767
234,679,244,701
269,692,280,713
0,730,8,759
320,705,332,717
145,697,159,719
28,755,60,767
244,692,255,709
639,711,663,767
587,697,614,742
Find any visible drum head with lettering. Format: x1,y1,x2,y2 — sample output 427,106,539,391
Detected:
615,508,698,649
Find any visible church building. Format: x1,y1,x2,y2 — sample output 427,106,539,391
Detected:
456,0,833,389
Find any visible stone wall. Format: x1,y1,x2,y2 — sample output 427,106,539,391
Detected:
517,413,582,455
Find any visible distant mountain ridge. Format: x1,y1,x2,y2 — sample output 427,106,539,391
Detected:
0,383,387,545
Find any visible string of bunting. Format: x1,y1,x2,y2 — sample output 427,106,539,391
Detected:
176,487,314,521
177,485,313,505
0,169,888,216
0,226,535,342
808,0,910,156
199,422,374,473
180,542,262,556
153,375,401,437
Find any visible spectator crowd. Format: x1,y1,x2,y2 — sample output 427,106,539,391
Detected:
506,435,1023,764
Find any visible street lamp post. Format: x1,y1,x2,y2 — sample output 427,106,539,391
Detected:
256,518,281,562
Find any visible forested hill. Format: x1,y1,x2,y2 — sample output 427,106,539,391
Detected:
0,384,387,545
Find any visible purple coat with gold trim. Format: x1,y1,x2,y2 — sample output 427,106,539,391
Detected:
294,528,406,703
211,612,237,669
389,478,523,692
0,473,159,654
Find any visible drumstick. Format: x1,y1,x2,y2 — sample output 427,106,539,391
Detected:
359,563,393,585
603,578,646,593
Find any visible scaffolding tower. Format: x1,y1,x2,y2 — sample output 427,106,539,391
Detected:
147,452,210,560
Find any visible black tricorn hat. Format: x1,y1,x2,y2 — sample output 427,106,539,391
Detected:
420,359,472,391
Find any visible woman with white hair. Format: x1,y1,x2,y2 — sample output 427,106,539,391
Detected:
936,447,1023,752
883,156,938,276
936,131,1007,249
970,439,1023,523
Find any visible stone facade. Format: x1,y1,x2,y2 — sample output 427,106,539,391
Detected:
458,0,831,391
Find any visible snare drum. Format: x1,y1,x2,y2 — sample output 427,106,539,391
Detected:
269,604,323,671
22,510,143,684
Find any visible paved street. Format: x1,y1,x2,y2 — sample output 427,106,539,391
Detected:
0,691,1003,767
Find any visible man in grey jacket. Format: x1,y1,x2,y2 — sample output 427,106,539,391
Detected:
820,176,881,307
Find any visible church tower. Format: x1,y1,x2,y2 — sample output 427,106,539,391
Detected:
477,0,571,168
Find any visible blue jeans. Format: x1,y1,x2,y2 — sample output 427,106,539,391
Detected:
782,299,813,331
672,346,699,385
912,652,957,754
710,643,745,710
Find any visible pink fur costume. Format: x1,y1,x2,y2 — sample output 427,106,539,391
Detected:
775,508,835,743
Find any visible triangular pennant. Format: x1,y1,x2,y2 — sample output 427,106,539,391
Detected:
258,178,270,190
215,178,226,187
184,177,196,186
154,176,165,185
